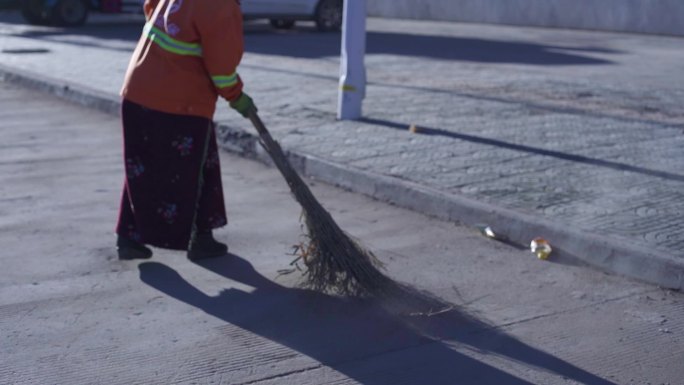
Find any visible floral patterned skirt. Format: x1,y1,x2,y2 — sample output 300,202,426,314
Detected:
116,100,227,250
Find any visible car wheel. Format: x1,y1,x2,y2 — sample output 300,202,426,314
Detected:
51,0,88,27
270,19,296,29
314,0,342,32
20,0,51,25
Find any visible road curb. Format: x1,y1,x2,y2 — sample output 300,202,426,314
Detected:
2,63,681,291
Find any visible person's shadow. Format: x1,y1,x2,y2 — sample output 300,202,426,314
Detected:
139,255,617,384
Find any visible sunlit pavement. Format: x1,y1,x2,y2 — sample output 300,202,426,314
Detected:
1,12,684,382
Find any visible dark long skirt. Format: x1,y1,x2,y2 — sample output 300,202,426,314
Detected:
116,100,227,250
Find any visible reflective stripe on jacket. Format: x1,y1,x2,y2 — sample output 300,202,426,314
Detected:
121,0,244,119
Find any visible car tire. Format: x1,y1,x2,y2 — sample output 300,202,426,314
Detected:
50,0,89,27
314,0,342,32
270,19,296,29
20,0,51,25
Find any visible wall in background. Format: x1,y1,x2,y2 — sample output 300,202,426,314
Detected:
367,0,684,36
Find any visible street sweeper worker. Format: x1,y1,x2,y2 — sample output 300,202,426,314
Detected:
115,0,255,260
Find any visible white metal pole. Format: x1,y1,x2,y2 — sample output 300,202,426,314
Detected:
337,0,367,120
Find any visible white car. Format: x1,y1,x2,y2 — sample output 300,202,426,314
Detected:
19,0,342,30
241,0,343,31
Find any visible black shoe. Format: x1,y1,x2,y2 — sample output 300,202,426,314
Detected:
187,231,228,260
117,236,153,260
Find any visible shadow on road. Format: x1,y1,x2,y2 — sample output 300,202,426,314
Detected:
139,255,617,384
245,28,617,65
2,14,618,66
361,117,684,183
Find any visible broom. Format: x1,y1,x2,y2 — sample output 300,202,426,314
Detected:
247,109,394,297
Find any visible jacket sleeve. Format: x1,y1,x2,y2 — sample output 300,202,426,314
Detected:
195,0,245,102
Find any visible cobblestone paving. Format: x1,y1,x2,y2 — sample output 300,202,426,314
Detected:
1,11,683,259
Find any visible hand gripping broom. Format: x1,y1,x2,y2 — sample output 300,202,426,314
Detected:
247,109,394,296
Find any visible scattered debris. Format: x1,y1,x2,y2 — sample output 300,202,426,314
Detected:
409,305,455,317
530,237,552,260
475,224,496,239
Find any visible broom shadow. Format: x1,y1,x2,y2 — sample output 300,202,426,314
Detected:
138,256,617,385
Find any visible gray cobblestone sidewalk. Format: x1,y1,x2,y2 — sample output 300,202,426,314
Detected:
1,11,683,288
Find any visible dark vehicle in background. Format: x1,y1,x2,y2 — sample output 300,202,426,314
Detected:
19,0,141,26
16,0,342,30
0,0,19,10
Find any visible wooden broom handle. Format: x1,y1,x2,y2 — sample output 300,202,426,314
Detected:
247,108,304,189
247,108,268,137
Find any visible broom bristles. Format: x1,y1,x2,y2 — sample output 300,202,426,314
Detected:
249,111,394,296
300,208,394,296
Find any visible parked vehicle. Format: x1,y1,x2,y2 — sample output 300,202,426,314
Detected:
241,0,342,31
19,0,141,26
0,0,20,10
18,0,343,30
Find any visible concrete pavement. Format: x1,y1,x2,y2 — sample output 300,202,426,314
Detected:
1,11,683,290
2,75,684,384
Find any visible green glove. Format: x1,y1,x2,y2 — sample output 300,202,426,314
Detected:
230,92,256,118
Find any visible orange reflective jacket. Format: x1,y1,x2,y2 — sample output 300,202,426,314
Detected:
121,0,244,119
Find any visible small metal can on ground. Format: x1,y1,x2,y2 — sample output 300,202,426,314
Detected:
530,237,552,260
